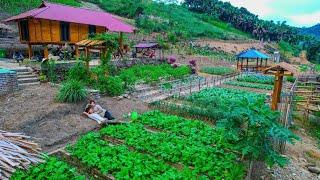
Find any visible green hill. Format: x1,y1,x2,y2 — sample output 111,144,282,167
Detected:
0,0,80,15
1,0,251,40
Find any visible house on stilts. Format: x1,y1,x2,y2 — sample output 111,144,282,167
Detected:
3,1,135,59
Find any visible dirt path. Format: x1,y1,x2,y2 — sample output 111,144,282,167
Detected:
271,127,320,180
0,84,149,153
196,39,270,54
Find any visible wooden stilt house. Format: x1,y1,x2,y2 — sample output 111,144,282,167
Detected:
3,1,135,59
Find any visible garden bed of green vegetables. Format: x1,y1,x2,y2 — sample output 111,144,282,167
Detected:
64,111,246,179
223,74,275,90
200,66,237,76
152,87,298,167
10,157,86,180
225,81,274,90
236,74,274,85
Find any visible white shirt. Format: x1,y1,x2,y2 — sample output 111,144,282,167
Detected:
88,113,105,123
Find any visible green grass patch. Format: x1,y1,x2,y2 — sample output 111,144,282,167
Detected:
1,0,80,15
86,0,251,40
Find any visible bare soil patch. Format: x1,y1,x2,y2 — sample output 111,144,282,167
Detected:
271,127,320,180
0,84,149,152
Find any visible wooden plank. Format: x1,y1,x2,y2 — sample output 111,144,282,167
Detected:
28,19,36,42
51,20,60,42
96,26,105,34
70,23,79,43
78,24,88,40
40,19,51,42
33,19,42,42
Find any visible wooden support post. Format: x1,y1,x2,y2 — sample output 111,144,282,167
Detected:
119,32,124,51
256,58,259,71
236,58,239,70
75,45,79,59
85,47,89,58
260,59,263,67
28,43,32,59
246,58,249,71
240,58,243,70
265,59,267,67
44,45,49,59
271,70,284,110
85,47,90,71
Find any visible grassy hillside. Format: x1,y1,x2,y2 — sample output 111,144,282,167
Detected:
0,0,80,16
86,0,251,40
1,0,251,41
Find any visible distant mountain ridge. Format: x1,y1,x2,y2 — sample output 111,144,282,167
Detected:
300,24,320,38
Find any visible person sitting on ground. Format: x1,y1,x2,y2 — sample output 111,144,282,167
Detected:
83,105,106,124
89,100,115,120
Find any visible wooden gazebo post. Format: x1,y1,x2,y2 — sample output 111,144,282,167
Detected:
264,63,297,111
236,58,239,70
246,58,249,71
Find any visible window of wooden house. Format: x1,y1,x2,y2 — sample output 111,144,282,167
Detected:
60,22,70,41
19,20,29,41
88,25,96,38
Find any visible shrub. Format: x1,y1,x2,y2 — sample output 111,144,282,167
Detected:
42,60,57,82
95,76,124,96
68,62,87,82
286,76,296,83
56,80,87,103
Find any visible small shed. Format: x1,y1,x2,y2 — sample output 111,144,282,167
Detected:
236,48,270,71
133,43,161,58
75,39,106,58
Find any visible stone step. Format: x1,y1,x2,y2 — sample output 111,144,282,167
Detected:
11,68,30,73
17,71,32,76
18,77,39,84
18,82,40,88
17,74,37,79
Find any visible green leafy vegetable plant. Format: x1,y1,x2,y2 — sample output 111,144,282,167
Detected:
56,80,87,103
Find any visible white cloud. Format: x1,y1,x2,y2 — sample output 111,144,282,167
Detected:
289,11,320,27
221,0,275,17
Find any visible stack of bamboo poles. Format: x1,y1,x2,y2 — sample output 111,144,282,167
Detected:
0,130,44,179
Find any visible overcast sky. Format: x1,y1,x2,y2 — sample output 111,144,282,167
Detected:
220,0,320,27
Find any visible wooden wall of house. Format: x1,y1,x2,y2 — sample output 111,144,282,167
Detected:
20,18,106,44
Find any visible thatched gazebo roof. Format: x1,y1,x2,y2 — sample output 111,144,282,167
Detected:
264,62,299,76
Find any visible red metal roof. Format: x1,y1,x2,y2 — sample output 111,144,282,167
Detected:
4,2,135,33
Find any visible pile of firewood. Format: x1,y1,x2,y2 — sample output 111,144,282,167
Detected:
0,130,44,179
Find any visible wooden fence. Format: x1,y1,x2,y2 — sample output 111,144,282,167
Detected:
276,78,298,153
158,72,240,97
